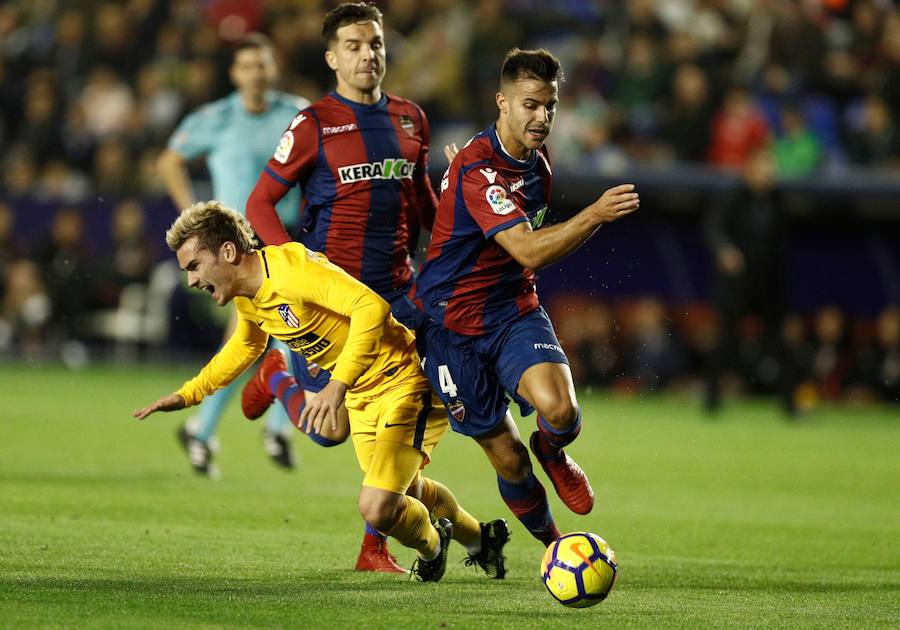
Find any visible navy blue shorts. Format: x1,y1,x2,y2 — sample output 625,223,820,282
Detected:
290,292,421,393
415,306,569,437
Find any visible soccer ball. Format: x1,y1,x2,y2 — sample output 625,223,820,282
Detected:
540,532,618,608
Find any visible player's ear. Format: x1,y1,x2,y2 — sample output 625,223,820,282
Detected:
221,241,237,263
496,90,508,115
325,49,338,71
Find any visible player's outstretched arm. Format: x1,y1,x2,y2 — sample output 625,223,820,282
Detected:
133,393,186,420
493,183,639,270
246,172,293,245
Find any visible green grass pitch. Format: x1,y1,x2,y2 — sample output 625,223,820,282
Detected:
1,361,898,628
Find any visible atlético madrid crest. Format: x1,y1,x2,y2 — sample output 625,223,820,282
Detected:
278,304,300,328
448,400,465,422
398,115,414,136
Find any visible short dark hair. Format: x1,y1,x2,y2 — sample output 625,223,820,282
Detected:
500,48,564,86
233,33,274,60
322,2,383,44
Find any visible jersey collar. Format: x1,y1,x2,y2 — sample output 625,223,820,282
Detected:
489,123,538,169
329,90,388,111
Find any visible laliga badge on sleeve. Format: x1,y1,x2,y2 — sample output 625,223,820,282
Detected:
486,185,517,215
274,131,294,164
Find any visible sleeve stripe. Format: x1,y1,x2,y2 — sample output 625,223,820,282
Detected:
459,160,491,177
264,166,294,188
485,216,528,239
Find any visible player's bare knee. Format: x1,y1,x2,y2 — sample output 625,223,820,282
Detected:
358,494,401,532
537,398,580,429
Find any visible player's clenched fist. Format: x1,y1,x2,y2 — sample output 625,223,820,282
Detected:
589,184,639,224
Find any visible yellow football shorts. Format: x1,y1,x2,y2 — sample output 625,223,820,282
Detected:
346,381,449,495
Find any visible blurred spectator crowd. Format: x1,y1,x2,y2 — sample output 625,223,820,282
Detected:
2,0,900,200
0,199,163,360
1,0,899,406
549,295,900,409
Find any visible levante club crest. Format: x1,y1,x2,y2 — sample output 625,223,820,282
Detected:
398,115,414,136
448,400,465,422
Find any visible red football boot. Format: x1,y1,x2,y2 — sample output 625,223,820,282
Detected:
529,431,595,515
354,533,408,574
241,349,288,420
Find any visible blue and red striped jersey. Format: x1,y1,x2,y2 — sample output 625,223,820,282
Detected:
412,123,553,336
252,91,437,302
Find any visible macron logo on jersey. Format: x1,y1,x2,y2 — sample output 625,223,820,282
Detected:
480,168,497,183
338,159,414,184
322,123,357,136
289,113,307,130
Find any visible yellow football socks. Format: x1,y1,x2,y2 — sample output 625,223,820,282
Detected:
384,495,439,559
418,477,481,549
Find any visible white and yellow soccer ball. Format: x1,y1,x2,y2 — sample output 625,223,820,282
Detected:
540,532,618,608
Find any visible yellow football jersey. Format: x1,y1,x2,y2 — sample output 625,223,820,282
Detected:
177,243,423,406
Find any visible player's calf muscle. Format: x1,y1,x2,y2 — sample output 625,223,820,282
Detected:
478,433,532,481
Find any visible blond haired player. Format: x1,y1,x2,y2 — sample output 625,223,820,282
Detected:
133,201,509,581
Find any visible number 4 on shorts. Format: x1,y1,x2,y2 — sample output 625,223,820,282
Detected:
437,364,458,398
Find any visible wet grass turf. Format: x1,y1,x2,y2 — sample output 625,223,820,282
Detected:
1,361,898,628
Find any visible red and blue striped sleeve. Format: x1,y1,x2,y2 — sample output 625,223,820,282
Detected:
412,104,438,232
460,167,529,239
247,111,319,245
